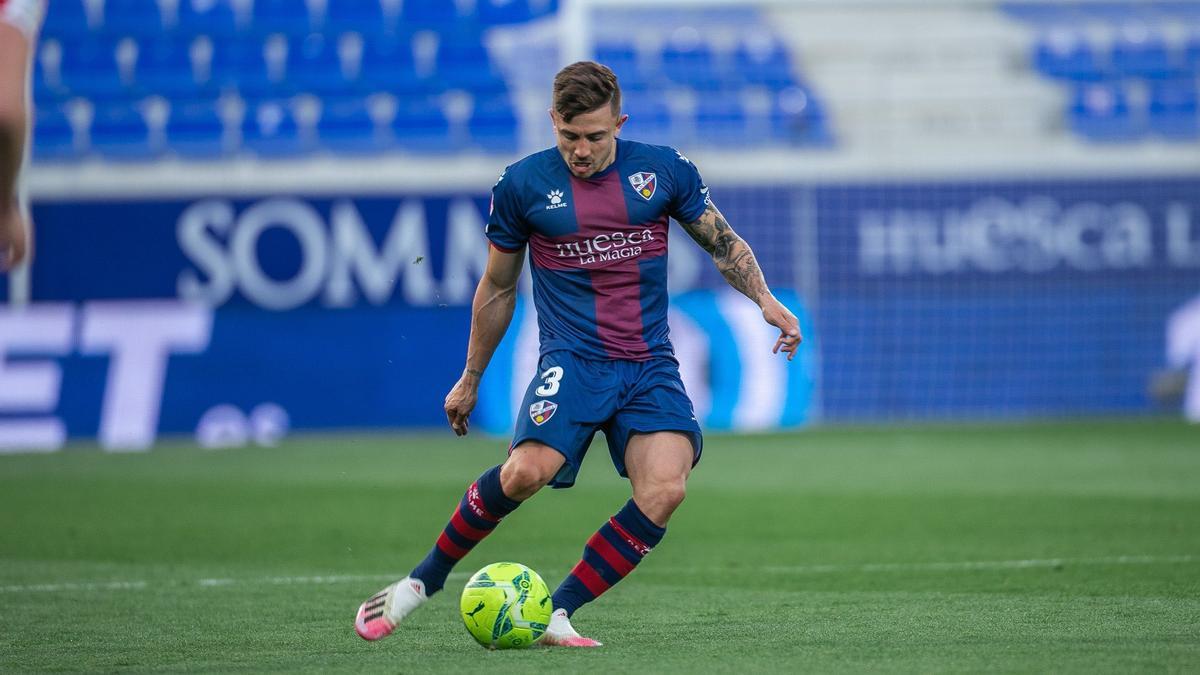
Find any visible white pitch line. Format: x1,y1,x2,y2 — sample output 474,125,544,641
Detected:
1,555,1196,594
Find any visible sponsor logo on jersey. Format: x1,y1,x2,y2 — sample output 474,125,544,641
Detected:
553,228,655,265
545,189,567,210
529,400,558,426
628,172,657,200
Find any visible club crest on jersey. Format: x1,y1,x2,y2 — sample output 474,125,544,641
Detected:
628,172,657,200
529,400,558,426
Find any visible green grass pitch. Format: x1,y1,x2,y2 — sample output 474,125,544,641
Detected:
1,419,1197,673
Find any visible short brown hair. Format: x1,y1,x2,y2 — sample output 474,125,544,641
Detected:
552,61,621,122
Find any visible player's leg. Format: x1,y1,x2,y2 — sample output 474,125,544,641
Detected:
547,431,692,616
542,359,702,647
355,442,563,641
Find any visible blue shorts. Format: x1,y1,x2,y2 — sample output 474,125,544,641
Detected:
510,351,703,489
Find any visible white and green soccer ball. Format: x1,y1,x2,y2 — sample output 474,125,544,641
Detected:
460,562,552,649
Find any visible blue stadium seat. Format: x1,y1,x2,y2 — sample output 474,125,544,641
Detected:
241,100,306,156
477,0,536,25
318,97,386,153
103,0,165,35
90,103,157,159
1069,82,1142,141
286,33,352,96
436,38,506,94
469,96,519,153
166,100,228,157
59,38,131,101
620,89,672,145
661,34,721,89
324,0,387,33
137,39,204,99
1185,32,1200,73
178,0,240,37
1148,79,1199,139
1034,30,1107,81
401,0,463,27
771,86,832,146
1111,26,1176,78
33,106,78,161
41,0,91,39
392,98,452,152
251,0,316,35
210,37,276,98
595,42,648,90
33,40,70,104
733,34,797,90
695,94,748,146
359,35,428,94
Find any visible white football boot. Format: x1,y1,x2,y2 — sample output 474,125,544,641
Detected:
354,576,428,641
538,608,603,647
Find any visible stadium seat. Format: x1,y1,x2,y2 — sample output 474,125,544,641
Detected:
59,38,133,101
1111,25,1176,79
137,39,205,99
771,86,832,146
595,42,649,90
661,32,722,89
32,106,79,161
620,89,673,145
90,103,157,159
401,0,463,27
733,34,797,90
40,0,91,39
695,94,748,146
1148,79,1199,139
1068,82,1143,141
392,97,452,152
436,38,507,94
241,100,306,156
468,96,519,153
477,0,537,25
317,97,387,153
323,0,387,33
359,35,429,95
251,0,316,36
1185,31,1200,73
178,0,240,37
286,33,353,96
210,37,277,98
166,100,229,157
103,0,166,35
1034,29,1107,81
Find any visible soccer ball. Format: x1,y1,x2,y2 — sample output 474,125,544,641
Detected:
460,562,553,649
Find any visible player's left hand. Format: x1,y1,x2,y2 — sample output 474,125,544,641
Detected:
761,296,802,360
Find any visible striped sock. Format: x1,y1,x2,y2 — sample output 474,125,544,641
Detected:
409,465,519,595
551,499,666,617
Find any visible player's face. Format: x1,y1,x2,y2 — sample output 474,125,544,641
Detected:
550,105,627,178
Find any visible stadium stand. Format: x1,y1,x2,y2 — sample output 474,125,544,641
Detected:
31,0,827,160
1005,1,1200,144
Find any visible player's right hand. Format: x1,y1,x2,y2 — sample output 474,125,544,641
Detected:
444,374,479,436
0,204,30,271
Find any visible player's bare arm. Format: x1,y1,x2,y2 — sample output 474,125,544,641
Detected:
444,245,526,435
681,201,802,359
0,21,31,270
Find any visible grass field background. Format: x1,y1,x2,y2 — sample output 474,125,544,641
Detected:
1,419,1197,672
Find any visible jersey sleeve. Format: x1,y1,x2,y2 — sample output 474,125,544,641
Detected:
667,149,711,224
0,0,46,40
484,167,529,252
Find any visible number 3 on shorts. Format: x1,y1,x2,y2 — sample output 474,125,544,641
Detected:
535,366,564,396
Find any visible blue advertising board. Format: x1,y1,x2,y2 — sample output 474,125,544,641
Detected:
1,175,1197,451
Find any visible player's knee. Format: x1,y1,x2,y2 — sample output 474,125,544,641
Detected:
499,449,558,500
636,477,687,523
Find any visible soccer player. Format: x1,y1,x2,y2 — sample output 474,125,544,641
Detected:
355,61,801,647
0,0,42,278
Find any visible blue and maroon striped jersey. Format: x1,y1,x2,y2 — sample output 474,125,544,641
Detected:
486,138,710,361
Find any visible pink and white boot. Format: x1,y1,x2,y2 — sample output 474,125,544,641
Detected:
354,577,427,641
538,608,603,647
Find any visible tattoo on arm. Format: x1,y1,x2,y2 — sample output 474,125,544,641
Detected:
681,203,770,304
